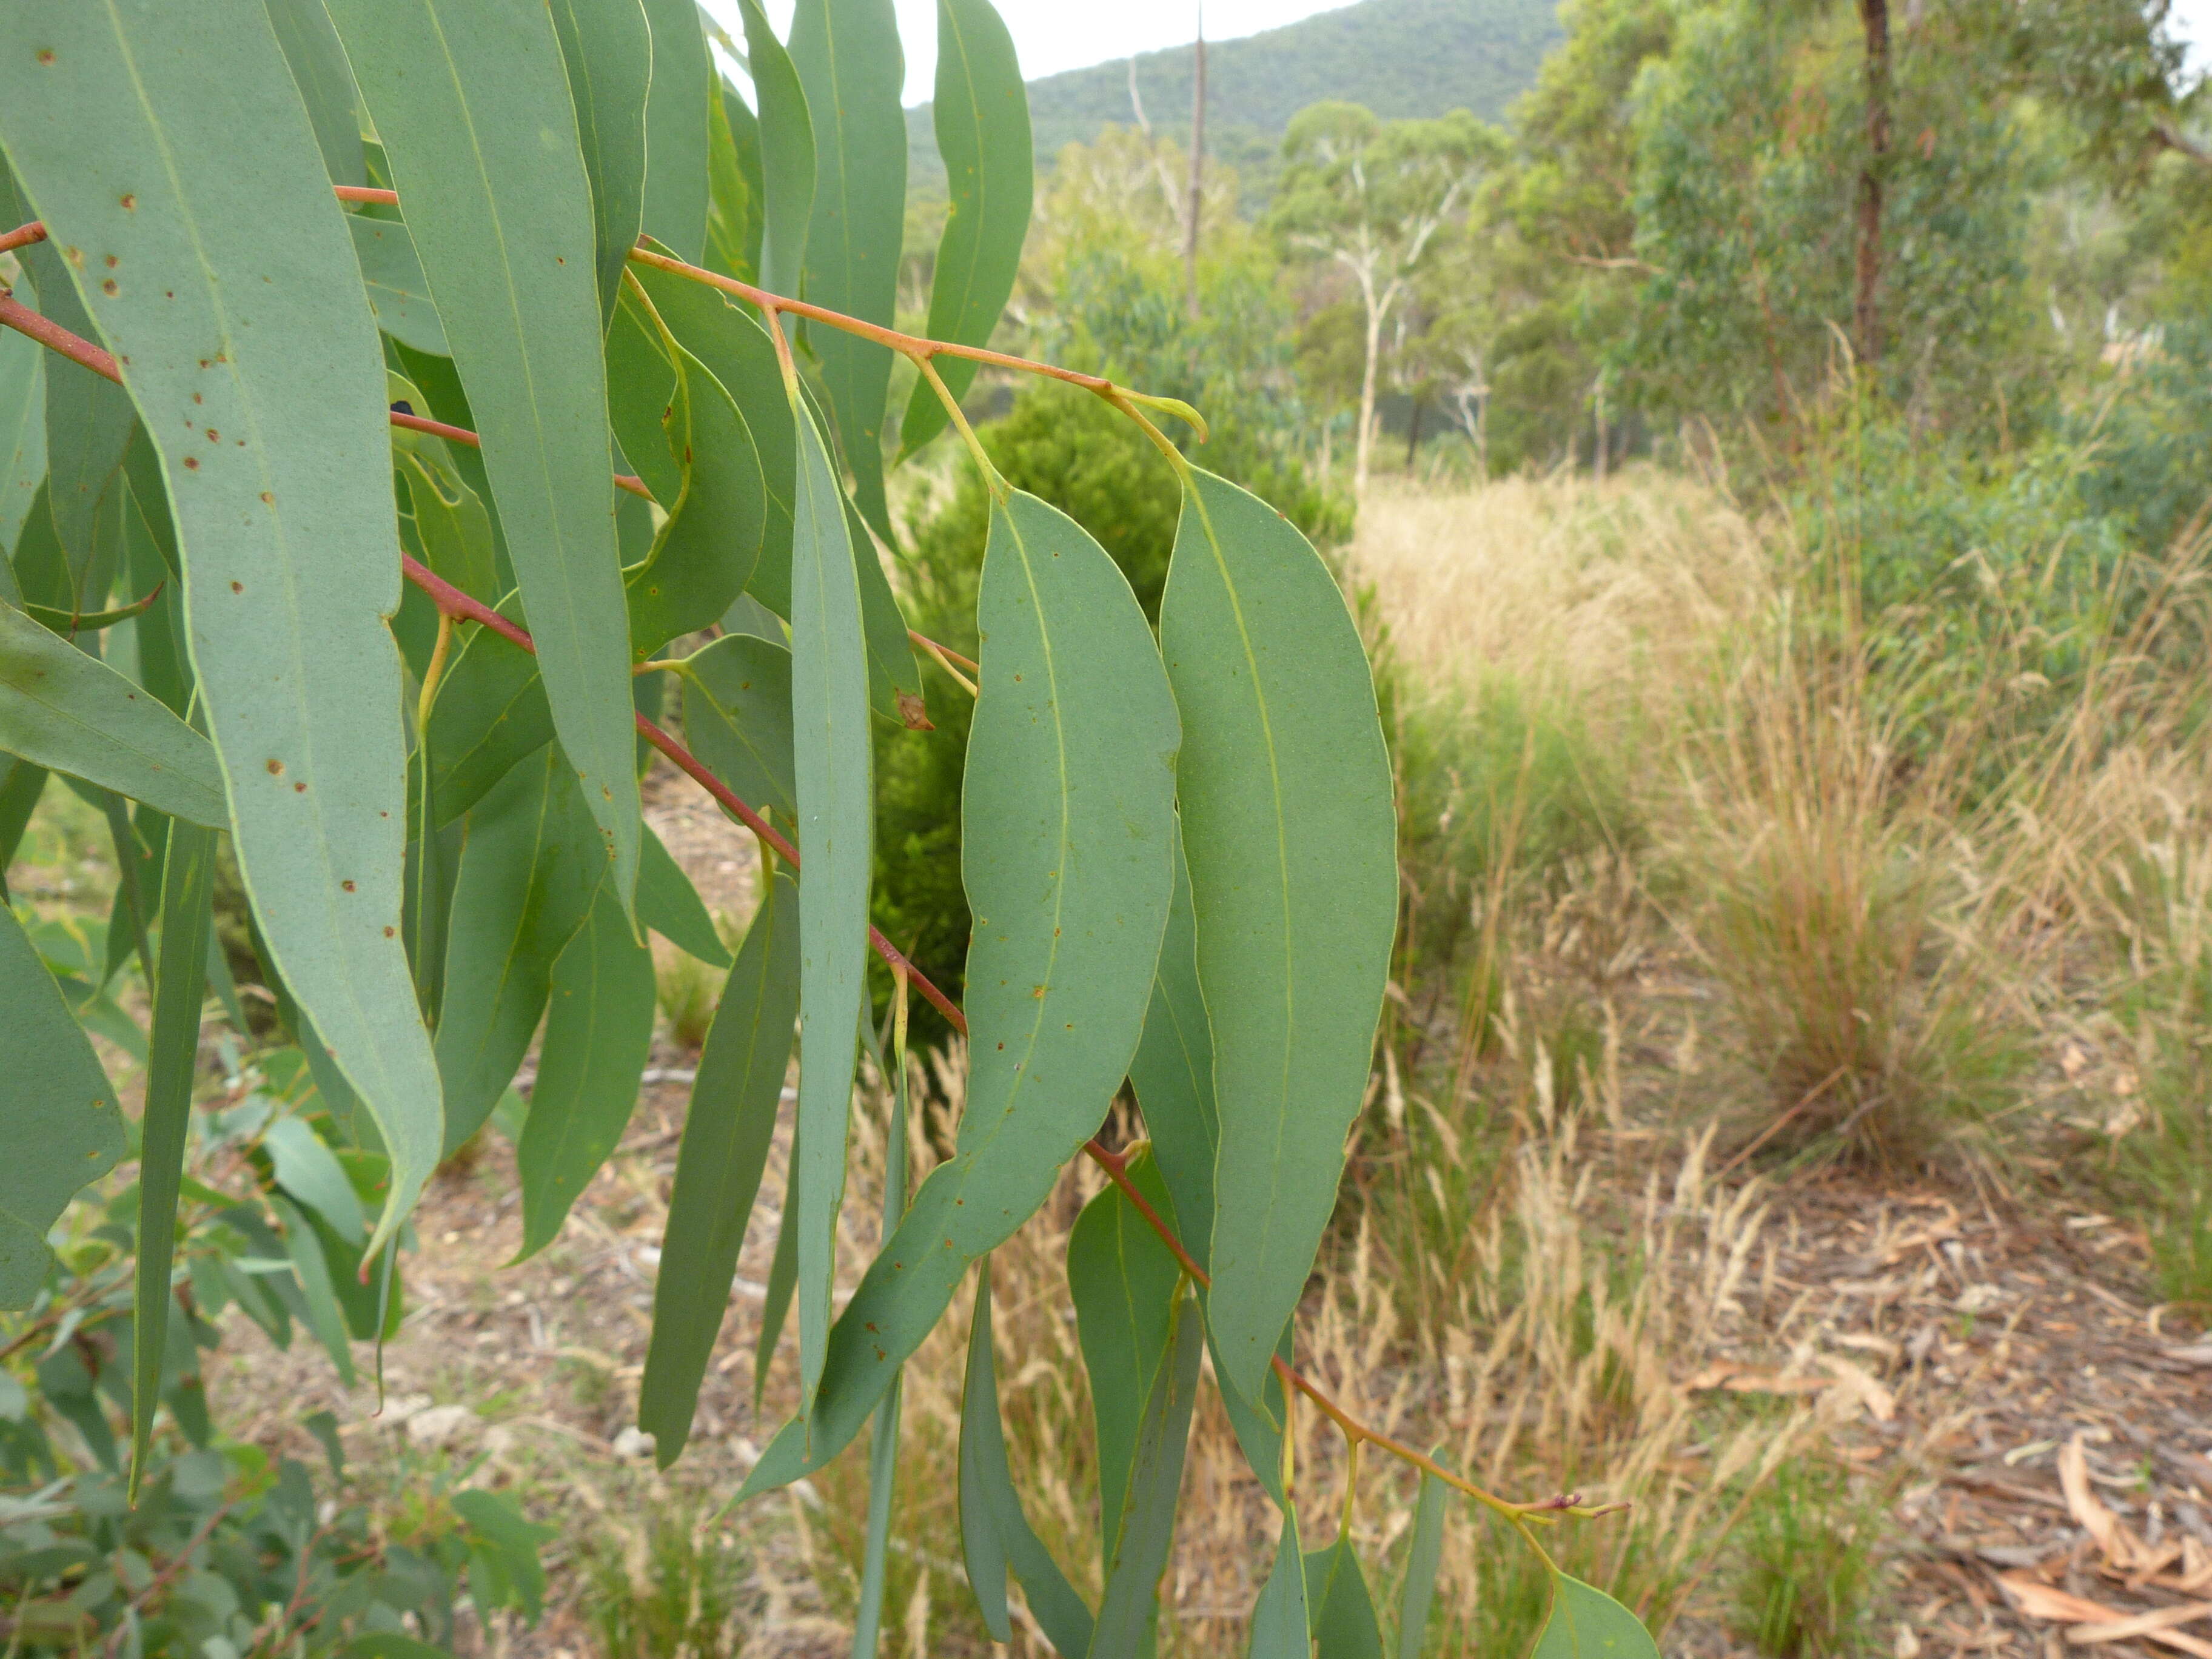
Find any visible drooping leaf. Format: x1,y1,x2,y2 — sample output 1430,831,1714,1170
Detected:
1530,1573,1660,1659
326,0,642,919
451,1489,557,1624
263,1115,368,1244
349,216,447,357
1396,1467,1449,1659
1158,468,1396,1404
753,1128,799,1410
263,0,366,188
395,444,497,606
2,0,451,1253
386,338,517,593
639,823,732,968
679,631,795,822
0,759,47,896
547,0,652,326
637,0,712,263
1304,1536,1386,1659
20,239,133,609
514,881,658,1258
0,323,44,561
434,746,604,1155
852,1021,911,1659
738,488,1176,1496
638,868,797,1463
1068,1148,1182,1569
898,0,1029,458
788,393,873,1413
705,78,764,284
0,598,226,827
270,1191,356,1386
128,818,212,1495
959,1267,1096,1655
1213,1319,1296,1510
734,0,813,301
0,898,124,1307
789,0,905,547
1249,1513,1313,1659
837,474,927,729
1088,1293,1204,1659
1128,831,1216,1272
426,603,556,828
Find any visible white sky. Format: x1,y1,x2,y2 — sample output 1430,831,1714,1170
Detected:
697,0,1352,106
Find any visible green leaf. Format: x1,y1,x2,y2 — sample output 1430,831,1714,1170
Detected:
547,0,652,327
638,868,797,1463
1088,1293,1204,1659
753,1132,799,1411
788,393,873,1412
1158,467,1396,1404
2,1,450,1254
1304,1536,1386,1659
349,216,447,357
130,819,210,1495
706,78,765,284
395,446,498,606
0,323,44,562
426,605,556,829
0,759,47,898
837,474,928,729
21,241,134,609
435,746,604,1156
639,824,732,968
263,0,366,188
326,0,643,919
264,1116,368,1244
451,1489,556,1623
1396,1467,1449,1659
1213,1319,1295,1510
270,1191,356,1387
638,0,712,264
959,1267,1095,1655
679,632,796,823
1128,831,1216,1273
514,880,658,1258
623,334,771,657
1531,1574,1660,1659
605,280,680,506
852,1027,911,1659
0,597,226,827
1068,1148,1182,1569
899,0,1030,458
734,0,814,301
789,0,906,546
1249,1512,1312,1659
737,488,1176,1496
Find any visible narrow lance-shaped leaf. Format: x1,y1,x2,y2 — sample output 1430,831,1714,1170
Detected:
679,632,796,823
0,902,123,1307
739,489,1177,1496
324,0,642,919
754,1127,799,1411
424,603,555,828
0,323,44,561
1249,1513,1313,1659
350,217,448,358
21,236,134,609
131,816,215,1496
790,0,905,547
1304,1536,1386,1659
546,0,651,327
514,880,658,1259
0,598,225,826
1088,1294,1204,1659
270,1191,355,1387
1396,1466,1449,1659
638,823,732,968
0,4,446,1252
1532,1573,1661,1659
1128,831,1215,1270
734,0,813,300
638,868,798,1464
705,78,765,284
1158,468,1397,1404
899,0,1030,458
851,1020,910,1659
959,1267,1096,1656
638,0,712,263
263,0,366,188
788,392,873,1413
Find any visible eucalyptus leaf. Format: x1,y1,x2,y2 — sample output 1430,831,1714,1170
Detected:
1087,1295,1202,1659
734,0,813,301
1304,1535,1386,1659
679,631,796,823
1532,1574,1660,1659
263,0,366,188
639,824,732,968
547,0,652,326
638,0,713,264
1248,1513,1313,1659
349,217,447,358
1396,1466,1449,1659
0,326,44,563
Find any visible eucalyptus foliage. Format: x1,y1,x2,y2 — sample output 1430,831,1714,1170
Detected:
0,1,1657,1651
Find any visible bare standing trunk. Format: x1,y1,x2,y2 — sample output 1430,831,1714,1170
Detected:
1854,0,1890,367
1184,12,1206,321
1355,287,1382,498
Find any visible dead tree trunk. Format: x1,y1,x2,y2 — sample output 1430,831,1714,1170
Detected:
1854,0,1891,368
1184,11,1206,321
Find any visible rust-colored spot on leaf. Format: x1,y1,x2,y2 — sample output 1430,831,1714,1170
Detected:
384,925,396,937
119,194,135,211
99,279,117,296
293,782,305,793
341,880,355,893
34,49,53,64
266,759,284,775
229,580,242,592
102,254,117,269
182,456,198,470
259,492,272,504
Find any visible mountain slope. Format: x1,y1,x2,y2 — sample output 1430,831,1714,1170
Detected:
907,0,1561,193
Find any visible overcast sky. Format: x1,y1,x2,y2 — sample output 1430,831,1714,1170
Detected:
702,0,2212,110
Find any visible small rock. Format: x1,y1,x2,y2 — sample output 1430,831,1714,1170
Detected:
405,1404,480,1449
611,1425,655,1460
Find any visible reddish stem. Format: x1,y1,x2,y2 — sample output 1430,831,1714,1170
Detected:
0,220,47,255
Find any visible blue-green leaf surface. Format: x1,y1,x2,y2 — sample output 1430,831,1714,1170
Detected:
737,488,1176,1495
638,868,797,1463
1249,1513,1312,1659
734,0,813,300
788,394,872,1412
270,1193,354,1386
0,326,43,560
1128,833,1216,1272
1531,1574,1660,1659
21,239,134,607
959,1267,1095,1655
324,0,642,918
514,881,658,1258
424,605,554,828
789,0,905,546
547,0,651,326
1396,1467,1448,1659
639,823,732,967
754,1130,799,1410
350,217,447,357
1304,1536,1386,1659
0,598,224,826
851,1031,911,1659
434,747,603,1155
1158,468,1396,1403
264,1115,367,1243
1088,1294,1203,1659
0,900,122,1306
899,0,1029,458
679,631,794,822
263,0,365,188
705,78,764,283
638,0,712,263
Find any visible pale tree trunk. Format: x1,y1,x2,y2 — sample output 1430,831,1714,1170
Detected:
1184,10,1205,321
1355,284,1384,499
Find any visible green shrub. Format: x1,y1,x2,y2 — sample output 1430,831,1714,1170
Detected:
1729,1458,1880,1659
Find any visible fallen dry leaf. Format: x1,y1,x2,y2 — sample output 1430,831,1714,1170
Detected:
2059,1434,2146,1571
1996,1575,2212,1659
2066,1603,2212,1647
1822,1353,1897,1423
